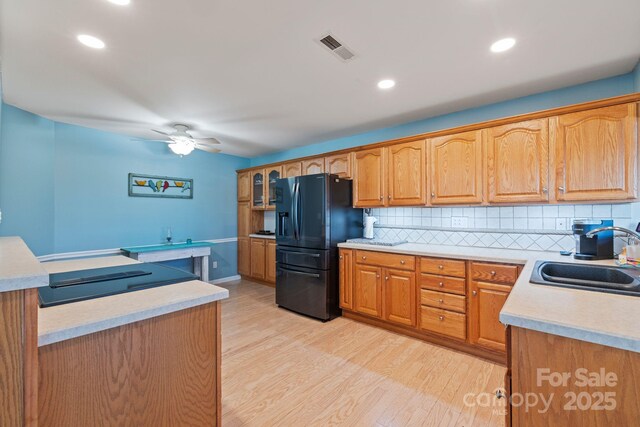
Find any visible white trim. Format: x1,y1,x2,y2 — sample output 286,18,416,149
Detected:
37,238,239,262
209,275,241,285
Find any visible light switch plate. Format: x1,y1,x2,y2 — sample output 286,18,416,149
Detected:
451,216,468,228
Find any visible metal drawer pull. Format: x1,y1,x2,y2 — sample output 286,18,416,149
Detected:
438,316,444,321
376,274,380,278
279,267,320,278
558,186,565,192
281,250,320,257
496,390,506,399
385,276,389,280
438,299,444,303
439,282,444,287
472,290,477,296
491,270,496,276
438,265,444,270
400,260,405,265
362,256,367,260
339,255,343,259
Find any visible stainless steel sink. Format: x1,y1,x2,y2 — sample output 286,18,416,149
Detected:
530,261,640,296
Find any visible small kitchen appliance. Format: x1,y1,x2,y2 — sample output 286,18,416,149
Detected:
572,219,614,260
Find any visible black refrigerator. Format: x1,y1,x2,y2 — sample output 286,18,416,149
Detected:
275,173,362,320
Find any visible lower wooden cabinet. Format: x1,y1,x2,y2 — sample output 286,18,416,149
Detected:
266,241,276,283
250,238,266,280
339,249,354,310
469,280,511,352
340,249,519,363
354,264,382,317
384,269,416,327
237,237,250,276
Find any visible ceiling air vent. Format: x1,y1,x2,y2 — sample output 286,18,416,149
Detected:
318,33,356,62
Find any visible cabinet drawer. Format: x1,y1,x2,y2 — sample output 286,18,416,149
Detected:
355,250,415,270
419,274,466,296
420,306,466,340
420,257,466,278
420,289,466,313
471,262,519,284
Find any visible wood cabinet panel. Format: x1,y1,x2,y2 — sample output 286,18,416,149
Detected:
429,131,483,204
250,169,265,209
354,264,382,318
471,262,519,284
264,166,281,211
510,327,640,426
237,201,251,237
388,140,426,205
420,306,466,340
266,241,276,283
355,250,415,270
383,268,416,327
38,303,220,427
250,238,266,279
325,153,352,179
282,162,302,178
301,158,325,175
353,147,386,207
237,171,251,202
237,237,250,276
420,257,466,278
552,103,637,201
487,119,550,203
419,274,466,295
469,281,511,353
420,289,466,313
339,249,354,310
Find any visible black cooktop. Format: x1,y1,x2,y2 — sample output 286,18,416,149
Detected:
38,263,198,307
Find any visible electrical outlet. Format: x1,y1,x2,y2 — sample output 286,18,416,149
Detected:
556,218,567,230
451,216,468,228
212,261,218,269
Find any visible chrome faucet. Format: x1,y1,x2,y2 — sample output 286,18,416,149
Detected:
586,226,640,242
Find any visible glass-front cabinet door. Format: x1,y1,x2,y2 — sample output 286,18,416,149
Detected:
265,166,282,210
252,170,264,209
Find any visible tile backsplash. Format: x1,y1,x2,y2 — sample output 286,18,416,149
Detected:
367,203,639,253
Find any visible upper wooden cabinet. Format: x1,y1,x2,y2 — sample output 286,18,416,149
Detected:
264,166,281,210
429,131,483,205
486,119,550,203
552,103,638,201
250,169,265,209
237,171,251,202
282,162,302,178
353,147,386,207
388,140,427,206
301,158,325,175
325,152,352,179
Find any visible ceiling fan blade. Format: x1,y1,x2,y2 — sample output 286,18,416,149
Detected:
194,137,221,145
152,129,171,136
195,144,221,153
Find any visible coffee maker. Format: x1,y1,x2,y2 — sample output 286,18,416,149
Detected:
572,219,614,260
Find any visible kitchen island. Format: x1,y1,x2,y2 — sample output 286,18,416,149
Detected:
0,237,228,426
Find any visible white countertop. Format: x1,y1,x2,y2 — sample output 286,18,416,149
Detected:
38,255,229,347
0,236,49,292
338,242,640,353
249,234,276,240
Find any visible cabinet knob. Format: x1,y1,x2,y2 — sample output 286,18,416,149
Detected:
491,271,496,276
362,256,367,260
438,265,444,270
379,196,383,201
439,282,444,287
558,186,565,192
339,255,343,259
376,274,380,278
496,390,506,400
388,195,391,199
472,290,477,296
400,260,405,265
542,187,548,194
438,299,444,303
385,276,389,281
431,192,435,198
438,316,444,321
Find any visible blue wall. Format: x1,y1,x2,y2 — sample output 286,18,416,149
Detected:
0,102,249,279
250,70,639,166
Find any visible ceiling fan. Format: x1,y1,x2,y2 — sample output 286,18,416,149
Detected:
151,124,221,156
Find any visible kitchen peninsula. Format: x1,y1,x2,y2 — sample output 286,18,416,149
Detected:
0,237,228,426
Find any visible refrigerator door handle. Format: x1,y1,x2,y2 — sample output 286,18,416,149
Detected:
279,267,321,278
279,250,320,257
292,181,301,240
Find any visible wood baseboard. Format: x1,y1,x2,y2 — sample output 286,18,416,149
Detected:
343,310,506,365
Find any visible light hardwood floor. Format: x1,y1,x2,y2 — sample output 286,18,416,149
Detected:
220,279,507,427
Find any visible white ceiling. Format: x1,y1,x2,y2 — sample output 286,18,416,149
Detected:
1,0,639,157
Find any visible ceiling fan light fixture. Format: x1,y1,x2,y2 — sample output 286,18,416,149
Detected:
169,140,195,156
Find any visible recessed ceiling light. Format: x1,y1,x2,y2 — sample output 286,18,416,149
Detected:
377,79,396,89
77,34,106,49
108,0,131,5
490,37,516,53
